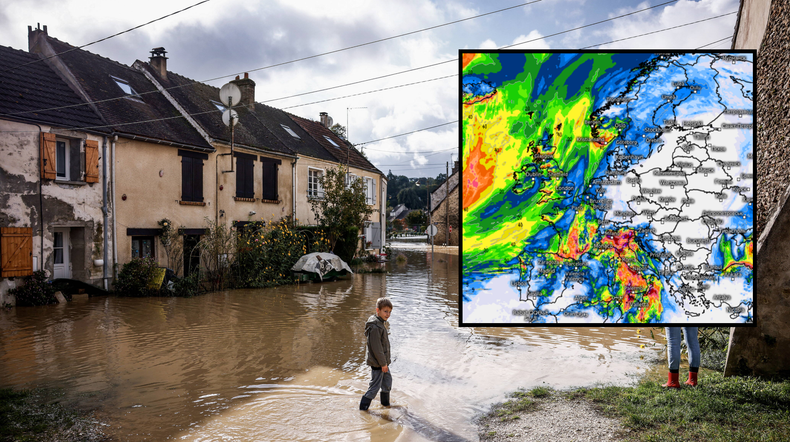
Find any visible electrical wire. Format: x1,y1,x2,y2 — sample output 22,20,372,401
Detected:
580,12,737,49
357,122,457,146
696,35,734,49
1,0,212,74
2,0,677,119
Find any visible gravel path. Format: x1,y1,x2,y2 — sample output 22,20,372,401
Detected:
754,0,789,242
477,393,624,442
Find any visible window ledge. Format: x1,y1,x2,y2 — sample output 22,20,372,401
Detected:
234,197,255,202
260,198,280,204
179,200,206,206
54,179,88,186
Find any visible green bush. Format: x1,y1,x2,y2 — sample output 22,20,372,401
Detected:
114,257,159,296
172,272,202,297
9,271,57,306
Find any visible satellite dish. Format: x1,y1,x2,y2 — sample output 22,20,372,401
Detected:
327,116,333,127
222,109,239,127
219,82,242,107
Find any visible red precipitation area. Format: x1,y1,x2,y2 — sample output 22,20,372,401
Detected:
558,223,596,260
463,136,493,209
462,53,477,70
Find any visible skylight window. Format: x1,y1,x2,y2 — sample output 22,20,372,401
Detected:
111,76,139,97
323,135,339,147
281,124,300,139
211,100,226,112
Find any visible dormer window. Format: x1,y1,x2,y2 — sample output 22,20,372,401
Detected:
281,124,300,139
324,135,339,147
210,100,226,112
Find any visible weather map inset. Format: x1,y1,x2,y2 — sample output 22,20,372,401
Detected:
460,51,754,325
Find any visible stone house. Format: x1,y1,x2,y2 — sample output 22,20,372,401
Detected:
430,162,460,246
0,42,110,305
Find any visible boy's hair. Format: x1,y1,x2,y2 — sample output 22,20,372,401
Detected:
376,297,393,310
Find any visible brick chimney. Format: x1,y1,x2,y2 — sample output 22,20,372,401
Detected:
149,47,168,80
231,72,256,111
319,112,333,128
27,23,48,51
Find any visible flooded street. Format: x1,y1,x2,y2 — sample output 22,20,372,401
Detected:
0,243,662,441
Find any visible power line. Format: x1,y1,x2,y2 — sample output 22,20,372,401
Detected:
501,0,677,49
281,74,457,110
696,35,734,49
1,0,212,74
357,121,458,146
1,0,674,119
581,12,737,49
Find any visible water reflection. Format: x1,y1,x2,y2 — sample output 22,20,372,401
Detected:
0,244,661,441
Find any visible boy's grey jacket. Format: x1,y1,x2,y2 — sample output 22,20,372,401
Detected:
365,314,391,367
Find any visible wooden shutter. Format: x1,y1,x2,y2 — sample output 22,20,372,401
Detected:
1,227,33,277
235,156,254,199
85,139,100,183
261,158,280,201
181,156,194,201
40,133,57,180
192,157,204,202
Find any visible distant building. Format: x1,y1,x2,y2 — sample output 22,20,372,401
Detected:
429,162,460,246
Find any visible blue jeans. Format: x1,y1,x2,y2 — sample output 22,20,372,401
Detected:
665,327,700,370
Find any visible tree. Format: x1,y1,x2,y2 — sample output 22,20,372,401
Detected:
310,166,373,252
329,123,347,140
396,187,422,209
405,210,427,226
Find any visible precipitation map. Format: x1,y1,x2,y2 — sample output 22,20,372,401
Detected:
461,51,754,325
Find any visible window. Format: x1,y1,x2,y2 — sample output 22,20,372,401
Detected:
210,100,226,112
131,236,155,259
40,134,98,183
346,173,358,189
178,150,208,203
260,157,281,201
324,135,339,147
308,168,324,199
365,177,377,205
281,124,300,139
56,140,69,179
111,76,139,97
235,152,255,199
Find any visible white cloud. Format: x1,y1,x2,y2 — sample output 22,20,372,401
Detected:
508,30,551,50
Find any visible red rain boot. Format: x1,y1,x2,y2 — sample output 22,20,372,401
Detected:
685,371,698,387
662,372,680,389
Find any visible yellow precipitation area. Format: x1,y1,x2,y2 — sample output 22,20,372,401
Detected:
464,91,595,260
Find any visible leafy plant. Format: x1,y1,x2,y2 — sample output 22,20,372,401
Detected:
9,271,57,306
158,218,183,275
309,166,373,253
114,257,159,296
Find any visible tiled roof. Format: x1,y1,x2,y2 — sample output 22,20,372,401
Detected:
288,114,383,176
430,171,459,212
0,44,106,131
42,36,212,150
254,104,336,162
139,64,294,156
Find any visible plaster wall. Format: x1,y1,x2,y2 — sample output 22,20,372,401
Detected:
0,119,110,305
431,186,460,246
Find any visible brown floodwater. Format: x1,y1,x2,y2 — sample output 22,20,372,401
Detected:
0,242,662,441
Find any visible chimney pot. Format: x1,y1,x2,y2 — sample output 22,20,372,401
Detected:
43,25,47,33
149,47,168,80
235,75,240,80
244,72,249,79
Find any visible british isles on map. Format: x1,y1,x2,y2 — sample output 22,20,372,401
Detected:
461,50,754,325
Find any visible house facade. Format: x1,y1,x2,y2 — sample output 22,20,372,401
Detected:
430,162,460,246
0,42,110,305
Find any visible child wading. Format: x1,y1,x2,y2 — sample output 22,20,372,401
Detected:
359,297,393,410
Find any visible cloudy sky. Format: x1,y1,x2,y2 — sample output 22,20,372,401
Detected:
1,0,740,178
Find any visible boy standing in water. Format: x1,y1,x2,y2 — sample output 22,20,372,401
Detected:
359,297,393,410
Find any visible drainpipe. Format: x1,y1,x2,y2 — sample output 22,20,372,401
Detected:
292,158,297,224
34,124,44,274
216,152,231,225
112,134,117,281
102,136,109,290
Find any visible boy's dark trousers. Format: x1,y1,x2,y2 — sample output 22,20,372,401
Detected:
359,367,392,409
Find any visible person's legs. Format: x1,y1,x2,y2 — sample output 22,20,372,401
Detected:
360,368,384,410
380,370,393,406
663,327,681,388
683,327,700,386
